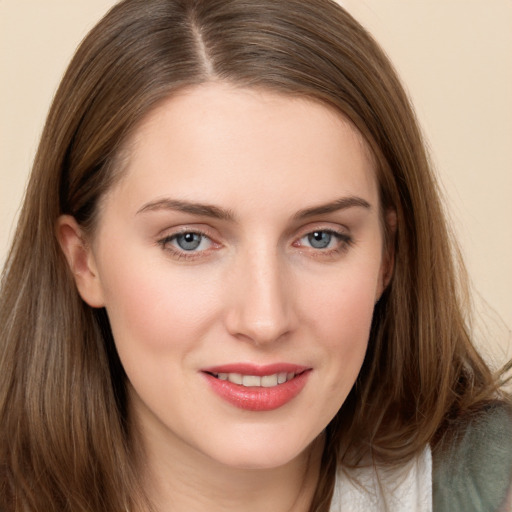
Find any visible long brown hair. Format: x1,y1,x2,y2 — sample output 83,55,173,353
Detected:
0,1,503,510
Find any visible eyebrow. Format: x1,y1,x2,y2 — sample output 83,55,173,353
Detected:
293,196,371,219
136,195,371,221
137,198,235,221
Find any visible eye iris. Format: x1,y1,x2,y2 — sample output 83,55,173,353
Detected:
308,231,332,249
176,233,202,251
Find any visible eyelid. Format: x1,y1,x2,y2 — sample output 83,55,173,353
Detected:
293,229,351,246
293,222,351,240
155,222,353,262
291,224,354,257
155,223,216,238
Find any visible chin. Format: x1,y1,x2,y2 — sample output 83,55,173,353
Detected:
203,431,318,471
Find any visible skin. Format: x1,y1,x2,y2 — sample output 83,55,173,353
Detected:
59,83,394,512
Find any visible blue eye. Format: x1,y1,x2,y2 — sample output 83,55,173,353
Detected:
159,231,213,255
175,232,204,251
307,231,333,249
295,229,352,254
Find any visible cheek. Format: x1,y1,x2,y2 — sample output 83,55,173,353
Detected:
303,259,379,336
97,253,221,355
319,284,374,371
299,259,380,386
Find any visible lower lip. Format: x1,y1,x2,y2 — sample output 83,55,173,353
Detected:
203,371,311,412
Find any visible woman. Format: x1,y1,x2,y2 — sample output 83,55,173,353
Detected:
0,0,510,511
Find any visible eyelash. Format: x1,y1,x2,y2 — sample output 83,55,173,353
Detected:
157,228,353,261
157,229,216,261
293,228,353,259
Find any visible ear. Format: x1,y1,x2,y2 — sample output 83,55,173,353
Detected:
56,215,105,308
376,209,397,300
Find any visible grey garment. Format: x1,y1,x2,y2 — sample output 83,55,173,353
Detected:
433,401,512,512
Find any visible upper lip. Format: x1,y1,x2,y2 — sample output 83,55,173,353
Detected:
201,363,310,376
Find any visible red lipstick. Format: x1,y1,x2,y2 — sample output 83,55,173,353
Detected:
201,363,311,412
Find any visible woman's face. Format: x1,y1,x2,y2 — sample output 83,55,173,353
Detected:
68,83,391,470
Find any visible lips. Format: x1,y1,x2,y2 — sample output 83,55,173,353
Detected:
202,363,311,411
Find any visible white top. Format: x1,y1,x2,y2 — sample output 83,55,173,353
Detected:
330,446,432,511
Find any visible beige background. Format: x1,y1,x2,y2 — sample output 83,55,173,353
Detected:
1,1,511,364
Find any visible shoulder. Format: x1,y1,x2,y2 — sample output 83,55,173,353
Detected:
433,400,512,512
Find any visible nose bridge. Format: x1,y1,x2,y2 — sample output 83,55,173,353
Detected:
226,242,293,345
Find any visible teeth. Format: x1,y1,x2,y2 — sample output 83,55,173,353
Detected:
261,374,278,387
242,375,261,387
228,373,243,385
214,372,296,387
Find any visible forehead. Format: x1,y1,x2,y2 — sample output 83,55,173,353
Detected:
104,83,379,216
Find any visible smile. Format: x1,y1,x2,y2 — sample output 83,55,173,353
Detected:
202,364,311,411
210,372,296,387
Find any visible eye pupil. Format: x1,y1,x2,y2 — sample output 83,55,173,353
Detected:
176,233,202,251
308,231,331,249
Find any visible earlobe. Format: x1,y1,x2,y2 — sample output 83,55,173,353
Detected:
56,215,105,308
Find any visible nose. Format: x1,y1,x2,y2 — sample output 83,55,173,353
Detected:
224,247,296,346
